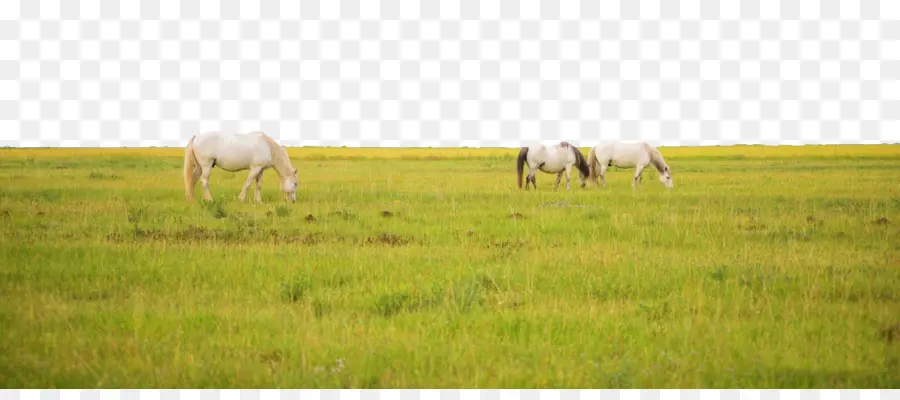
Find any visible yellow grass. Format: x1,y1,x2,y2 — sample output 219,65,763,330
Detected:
2,144,898,161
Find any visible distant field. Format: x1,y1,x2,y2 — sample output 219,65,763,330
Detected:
0,145,898,388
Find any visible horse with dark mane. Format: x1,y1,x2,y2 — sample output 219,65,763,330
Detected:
516,141,591,191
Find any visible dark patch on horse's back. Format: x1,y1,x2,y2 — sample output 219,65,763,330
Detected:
559,142,572,149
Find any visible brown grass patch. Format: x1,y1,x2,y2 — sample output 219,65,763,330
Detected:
361,233,410,247
871,217,890,225
105,225,345,246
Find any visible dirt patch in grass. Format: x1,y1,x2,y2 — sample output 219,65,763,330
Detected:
88,172,124,180
541,201,587,208
258,350,284,364
360,233,411,247
880,323,900,344
105,225,349,246
68,290,123,302
871,217,890,225
486,239,529,250
328,210,357,221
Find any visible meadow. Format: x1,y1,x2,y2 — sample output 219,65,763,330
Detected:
0,144,898,388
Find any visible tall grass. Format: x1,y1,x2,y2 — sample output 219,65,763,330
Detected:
0,146,898,388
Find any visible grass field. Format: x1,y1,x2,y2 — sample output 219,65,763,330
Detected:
1,144,898,388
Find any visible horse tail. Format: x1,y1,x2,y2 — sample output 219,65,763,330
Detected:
516,146,528,189
183,135,200,201
587,146,598,184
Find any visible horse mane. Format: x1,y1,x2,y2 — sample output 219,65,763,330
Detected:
644,143,668,173
258,132,293,176
563,142,591,178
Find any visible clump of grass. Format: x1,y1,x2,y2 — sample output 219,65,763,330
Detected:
281,274,313,303
871,217,890,225
709,265,728,282
637,300,671,322
362,233,410,247
583,209,610,221
275,205,291,218
372,291,413,317
449,273,497,312
329,209,357,221
88,172,124,180
200,198,228,219
125,203,148,224
312,298,330,319
369,275,497,317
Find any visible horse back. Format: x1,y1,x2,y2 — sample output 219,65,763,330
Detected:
193,131,274,170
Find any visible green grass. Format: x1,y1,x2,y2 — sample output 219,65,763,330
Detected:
0,145,899,388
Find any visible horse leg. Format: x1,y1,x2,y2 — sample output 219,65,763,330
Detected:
527,167,537,190
633,164,646,187
254,169,264,203
564,164,573,190
599,164,608,188
238,166,265,202
554,171,563,190
200,164,214,201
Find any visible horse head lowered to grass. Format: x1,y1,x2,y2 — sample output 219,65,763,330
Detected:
586,141,673,189
183,131,299,203
516,141,592,191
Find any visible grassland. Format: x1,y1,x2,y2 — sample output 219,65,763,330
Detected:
0,144,898,388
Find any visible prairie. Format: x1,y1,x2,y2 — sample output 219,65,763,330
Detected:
0,145,898,388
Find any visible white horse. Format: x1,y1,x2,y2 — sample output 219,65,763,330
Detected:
586,141,673,189
183,131,299,203
516,141,592,190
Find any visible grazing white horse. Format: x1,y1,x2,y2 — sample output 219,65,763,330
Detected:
516,141,592,190
586,141,673,189
183,131,299,203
